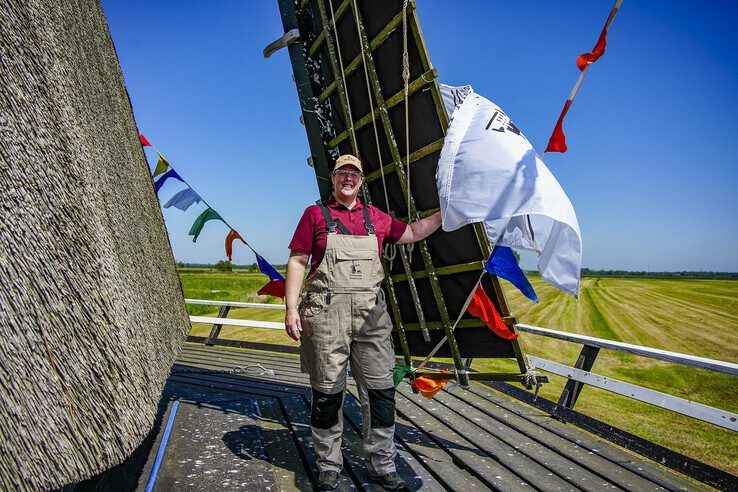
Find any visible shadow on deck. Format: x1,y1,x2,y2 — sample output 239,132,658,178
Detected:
77,344,706,491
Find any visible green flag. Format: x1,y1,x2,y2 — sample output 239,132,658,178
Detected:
153,154,169,177
393,363,413,387
189,207,224,242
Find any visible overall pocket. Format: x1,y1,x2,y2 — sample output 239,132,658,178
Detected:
299,291,328,319
333,249,375,287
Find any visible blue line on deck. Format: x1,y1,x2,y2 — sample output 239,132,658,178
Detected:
145,400,180,492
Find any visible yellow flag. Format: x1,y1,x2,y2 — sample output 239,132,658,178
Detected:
153,154,169,177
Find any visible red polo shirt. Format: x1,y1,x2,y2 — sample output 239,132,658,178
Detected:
289,196,407,276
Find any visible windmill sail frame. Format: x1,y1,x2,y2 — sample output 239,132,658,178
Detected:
275,0,536,387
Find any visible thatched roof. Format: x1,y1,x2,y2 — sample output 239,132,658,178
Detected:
0,1,190,489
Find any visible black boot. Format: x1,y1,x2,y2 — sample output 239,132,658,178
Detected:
370,471,407,491
315,470,339,490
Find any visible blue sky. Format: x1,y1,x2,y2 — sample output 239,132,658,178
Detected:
101,0,738,271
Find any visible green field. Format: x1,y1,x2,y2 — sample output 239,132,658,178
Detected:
180,270,738,474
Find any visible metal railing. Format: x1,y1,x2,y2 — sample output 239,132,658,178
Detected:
184,298,738,432
515,323,738,432
185,298,285,345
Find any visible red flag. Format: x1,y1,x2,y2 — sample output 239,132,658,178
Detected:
258,279,285,298
577,0,622,71
466,285,517,340
545,0,622,154
545,99,573,153
577,30,608,71
139,133,152,147
225,229,247,261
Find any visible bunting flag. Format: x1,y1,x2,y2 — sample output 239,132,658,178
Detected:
545,0,623,153
545,99,572,153
154,168,185,195
466,284,518,340
225,229,247,261
392,363,413,387
163,188,201,211
577,0,622,71
153,154,169,177
141,133,280,276
484,246,538,302
257,280,286,298
255,253,286,298
411,375,450,399
188,207,224,243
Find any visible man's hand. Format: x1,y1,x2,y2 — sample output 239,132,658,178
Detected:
285,307,302,341
284,251,309,341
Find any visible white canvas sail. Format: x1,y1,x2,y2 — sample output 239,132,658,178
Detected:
437,84,582,297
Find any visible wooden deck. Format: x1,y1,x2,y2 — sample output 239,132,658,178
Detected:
137,344,705,491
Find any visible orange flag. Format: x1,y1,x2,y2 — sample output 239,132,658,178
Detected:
466,285,518,340
225,229,247,261
411,376,450,399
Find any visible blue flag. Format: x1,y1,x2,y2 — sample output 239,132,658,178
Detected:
163,188,201,211
256,254,284,281
154,168,184,195
484,246,538,302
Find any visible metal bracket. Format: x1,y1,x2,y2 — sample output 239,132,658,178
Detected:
205,305,231,346
263,28,300,58
557,344,601,409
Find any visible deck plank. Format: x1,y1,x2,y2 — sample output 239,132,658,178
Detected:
392,390,533,491
342,390,446,491
137,344,707,492
396,384,590,491
279,394,359,491
430,388,620,489
465,384,701,492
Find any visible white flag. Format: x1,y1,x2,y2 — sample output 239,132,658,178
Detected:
437,84,582,297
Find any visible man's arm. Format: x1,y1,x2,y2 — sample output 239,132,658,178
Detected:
396,211,441,245
284,251,309,341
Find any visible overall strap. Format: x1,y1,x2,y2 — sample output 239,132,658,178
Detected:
317,200,350,235
362,204,375,235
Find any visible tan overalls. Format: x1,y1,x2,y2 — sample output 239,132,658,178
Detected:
299,202,397,476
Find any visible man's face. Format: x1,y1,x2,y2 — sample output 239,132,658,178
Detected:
332,165,363,199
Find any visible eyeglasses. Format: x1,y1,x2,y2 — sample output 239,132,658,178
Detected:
334,170,363,179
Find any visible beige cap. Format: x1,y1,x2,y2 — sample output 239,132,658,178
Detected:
334,154,363,173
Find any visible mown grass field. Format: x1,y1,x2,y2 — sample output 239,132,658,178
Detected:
180,270,738,474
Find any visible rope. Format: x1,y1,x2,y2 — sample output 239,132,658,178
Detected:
524,369,544,400
327,0,357,151
401,0,414,260
383,243,397,270
351,0,390,213
402,0,411,216
414,271,484,373
349,0,396,267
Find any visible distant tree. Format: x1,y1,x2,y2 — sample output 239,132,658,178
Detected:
248,262,259,273
512,249,520,263
215,260,233,272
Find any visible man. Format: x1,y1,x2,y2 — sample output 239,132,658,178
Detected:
285,154,440,490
